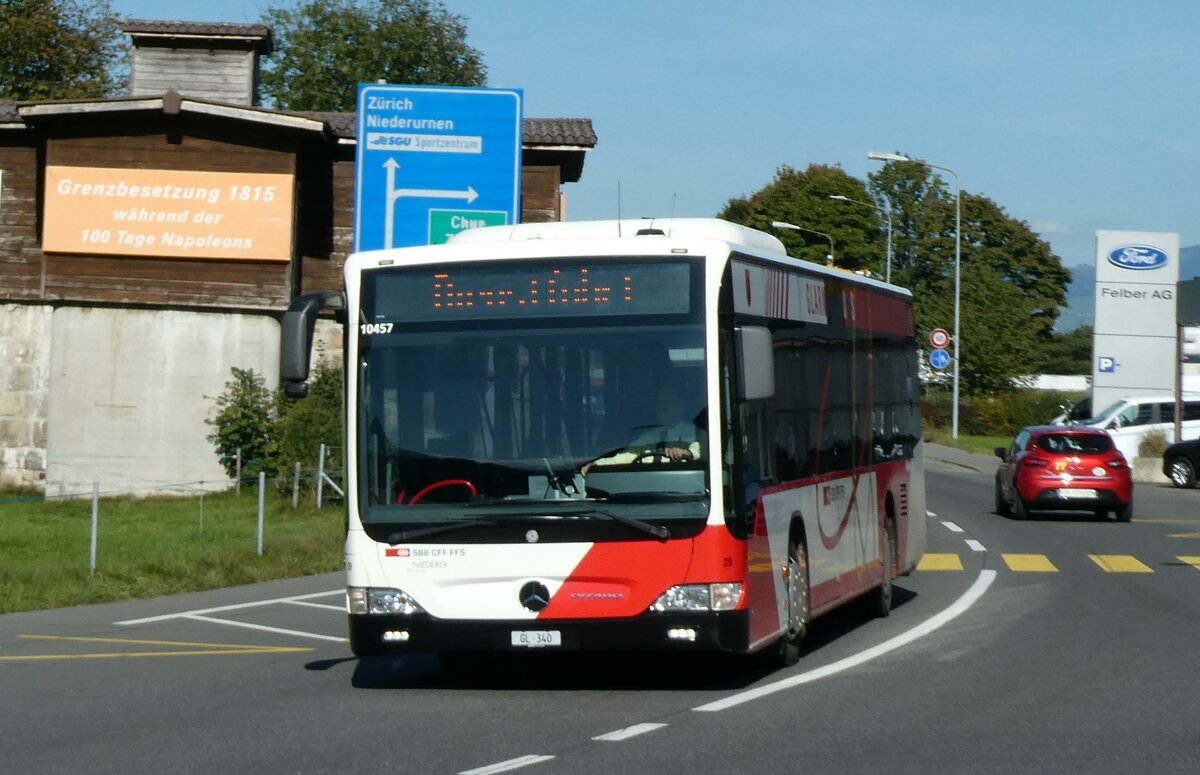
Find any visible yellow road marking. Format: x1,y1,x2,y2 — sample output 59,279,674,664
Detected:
1136,519,1200,525
1001,554,1058,572
917,553,963,571
20,635,295,650
1089,554,1154,573
1178,556,1200,570
0,635,313,662
1167,532,1200,539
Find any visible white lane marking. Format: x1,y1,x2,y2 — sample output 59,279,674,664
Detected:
115,589,342,625
927,510,938,518
965,539,986,552
459,755,555,775
283,599,346,612
180,614,349,643
592,723,667,741
942,521,963,533
692,570,998,712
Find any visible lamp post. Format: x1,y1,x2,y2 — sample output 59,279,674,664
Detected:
828,194,893,284
867,151,961,439
770,221,835,267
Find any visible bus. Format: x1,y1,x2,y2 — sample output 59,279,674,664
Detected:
281,217,926,666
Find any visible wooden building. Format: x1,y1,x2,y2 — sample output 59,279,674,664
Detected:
0,21,596,494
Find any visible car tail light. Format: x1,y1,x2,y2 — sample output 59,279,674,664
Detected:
1022,457,1049,468
1106,458,1126,469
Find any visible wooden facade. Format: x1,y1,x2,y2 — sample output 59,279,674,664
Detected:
130,46,262,106
0,99,596,313
124,20,273,108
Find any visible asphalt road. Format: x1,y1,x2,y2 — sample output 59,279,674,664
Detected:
3,445,1199,774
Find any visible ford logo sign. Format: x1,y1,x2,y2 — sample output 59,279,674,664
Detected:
1107,244,1169,271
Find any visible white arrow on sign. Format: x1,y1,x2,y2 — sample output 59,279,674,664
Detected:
383,158,479,248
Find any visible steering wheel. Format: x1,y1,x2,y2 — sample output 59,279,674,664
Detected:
633,448,666,464
407,479,477,505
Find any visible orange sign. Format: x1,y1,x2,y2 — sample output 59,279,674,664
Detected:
43,166,295,261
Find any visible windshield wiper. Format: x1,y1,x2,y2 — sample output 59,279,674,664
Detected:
598,492,709,504
569,505,670,541
385,517,497,543
387,505,668,542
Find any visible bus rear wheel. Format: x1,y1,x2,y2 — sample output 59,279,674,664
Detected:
872,519,896,618
774,539,809,667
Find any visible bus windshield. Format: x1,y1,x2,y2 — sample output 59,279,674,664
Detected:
355,258,710,531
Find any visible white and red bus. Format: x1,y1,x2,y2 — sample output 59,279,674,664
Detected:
281,218,926,665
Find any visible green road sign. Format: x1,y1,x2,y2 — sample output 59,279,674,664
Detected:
429,209,508,244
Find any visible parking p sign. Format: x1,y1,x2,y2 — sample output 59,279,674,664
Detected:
354,84,523,251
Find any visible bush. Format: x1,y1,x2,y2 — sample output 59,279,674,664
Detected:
922,388,1086,437
1137,429,1169,459
205,354,345,489
271,354,344,492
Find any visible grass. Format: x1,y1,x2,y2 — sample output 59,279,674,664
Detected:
923,427,1011,457
0,485,344,614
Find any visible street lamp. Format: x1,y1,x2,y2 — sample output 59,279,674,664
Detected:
867,150,962,440
770,221,835,267
828,194,893,284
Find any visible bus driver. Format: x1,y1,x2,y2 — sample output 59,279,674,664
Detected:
582,385,706,475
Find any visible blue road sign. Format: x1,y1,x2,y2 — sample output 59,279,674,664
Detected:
354,84,523,251
929,348,951,370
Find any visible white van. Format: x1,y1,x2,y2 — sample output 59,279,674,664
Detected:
1081,395,1200,461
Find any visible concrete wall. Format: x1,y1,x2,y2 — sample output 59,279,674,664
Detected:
0,304,52,489
45,307,280,498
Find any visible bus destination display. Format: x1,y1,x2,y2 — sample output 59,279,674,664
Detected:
369,261,693,322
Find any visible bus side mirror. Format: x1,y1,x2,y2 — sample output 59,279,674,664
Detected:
281,291,346,399
735,325,775,401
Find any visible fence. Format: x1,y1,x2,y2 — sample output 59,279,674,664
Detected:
0,445,346,584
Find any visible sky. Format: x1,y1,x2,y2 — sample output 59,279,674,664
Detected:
109,0,1200,270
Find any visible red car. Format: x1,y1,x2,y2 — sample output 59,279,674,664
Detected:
994,425,1133,521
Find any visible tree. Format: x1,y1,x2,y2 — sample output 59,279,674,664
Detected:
719,164,885,274
722,158,1073,395
260,0,486,111
206,368,277,481
0,0,126,101
865,160,946,292
1030,325,1093,375
865,160,1071,394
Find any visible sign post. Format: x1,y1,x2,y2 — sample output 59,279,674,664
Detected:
354,84,523,251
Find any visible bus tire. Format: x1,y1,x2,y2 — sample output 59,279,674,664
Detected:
775,538,809,667
873,519,895,618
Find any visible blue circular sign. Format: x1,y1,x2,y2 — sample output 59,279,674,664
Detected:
929,348,951,369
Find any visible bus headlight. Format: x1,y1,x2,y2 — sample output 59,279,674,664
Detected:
347,587,426,615
650,583,743,612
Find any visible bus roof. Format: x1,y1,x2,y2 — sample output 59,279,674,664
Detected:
447,217,788,257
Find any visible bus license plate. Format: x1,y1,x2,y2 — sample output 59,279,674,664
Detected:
511,630,561,648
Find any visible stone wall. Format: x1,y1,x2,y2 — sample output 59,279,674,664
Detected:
0,304,51,488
